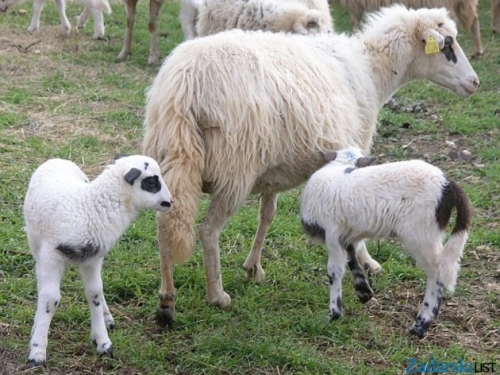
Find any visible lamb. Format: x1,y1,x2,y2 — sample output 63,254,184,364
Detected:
23,155,173,366
300,147,472,337
181,0,333,40
142,5,479,327
0,0,111,40
332,0,483,57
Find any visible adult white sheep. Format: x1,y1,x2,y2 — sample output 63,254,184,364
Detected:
179,0,333,40
300,147,472,337
332,0,483,57
143,5,479,327
0,0,111,40
24,155,173,366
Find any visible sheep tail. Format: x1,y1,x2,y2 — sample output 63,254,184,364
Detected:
143,64,205,264
437,178,472,293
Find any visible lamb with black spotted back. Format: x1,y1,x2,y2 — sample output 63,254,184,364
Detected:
23,154,173,366
300,147,472,338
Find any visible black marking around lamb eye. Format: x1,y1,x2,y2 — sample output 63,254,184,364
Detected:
442,36,457,63
56,242,100,260
141,176,161,193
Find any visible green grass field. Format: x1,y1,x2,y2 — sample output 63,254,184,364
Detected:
0,1,499,374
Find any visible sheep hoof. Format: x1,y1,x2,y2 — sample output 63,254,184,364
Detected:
243,263,265,283
26,358,45,368
409,325,426,339
99,345,114,358
328,310,342,321
207,291,231,309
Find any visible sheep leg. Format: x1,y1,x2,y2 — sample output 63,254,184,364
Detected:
76,6,91,29
346,244,373,304
470,16,483,57
326,235,348,320
117,0,139,62
156,211,177,328
79,259,113,357
28,250,65,366
53,0,71,34
492,0,500,33
242,193,278,282
354,240,382,274
90,6,105,39
147,0,165,64
179,0,198,40
409,276,443,338
27,0,45,33
199,195,244,309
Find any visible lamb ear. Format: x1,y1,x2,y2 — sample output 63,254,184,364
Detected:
355,156,376,168
322,151,337,162
124,168,141,185
114,154,129,161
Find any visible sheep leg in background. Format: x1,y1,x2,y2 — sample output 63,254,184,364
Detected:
156,212,177,328
179,0,199,40
493,0,500,33
470,16,483,57
90,4,106,39
199,194,246,308
242,193,278,282
76,6,91,29
326,233,348,320
28,0,70,34
28,245,65,366
117,0,139,62
80,259,113,357
354,240,382,274
409,274,443,338
147,0,165,64
346,244,373,303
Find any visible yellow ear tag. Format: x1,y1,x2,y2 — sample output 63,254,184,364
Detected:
425,36,440,55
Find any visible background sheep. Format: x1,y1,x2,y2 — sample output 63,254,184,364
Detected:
300,147,472,338
493,0,500,33
0,0,111,39
143,5,479,327
332,0,483,57
180,0,333,40
24,155,173,366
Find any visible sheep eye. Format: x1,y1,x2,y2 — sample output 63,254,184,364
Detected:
437,23,443,28
141,176,161,193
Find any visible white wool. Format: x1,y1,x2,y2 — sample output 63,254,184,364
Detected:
24,155,172,365
180,0,333,40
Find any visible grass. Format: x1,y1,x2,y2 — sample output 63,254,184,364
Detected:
1,1,499,374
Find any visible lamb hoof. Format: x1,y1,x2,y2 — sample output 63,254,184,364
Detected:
99,345,114,358
409,325,426,339
328,310,342,321
27,358,45,368
116,51,130,63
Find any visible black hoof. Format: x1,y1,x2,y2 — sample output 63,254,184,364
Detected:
328,311,342,321
100,346,114,359
358,292,373,304
108,322,116,331
156,306,174,329
27,359,45,368
409,325,425,339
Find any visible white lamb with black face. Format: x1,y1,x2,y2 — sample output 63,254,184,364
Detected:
300,147,472,338
23,154,173,366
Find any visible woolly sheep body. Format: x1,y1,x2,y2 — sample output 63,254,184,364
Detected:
195,0,333,38
300,147,472,337
24,156,173,366
0,0,111,39
143,5,479,327
334,0,482,57
180,0,333,40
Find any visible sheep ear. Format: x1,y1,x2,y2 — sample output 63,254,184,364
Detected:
420,29,445,53
114,154,129,161
355,156,376,168
322,151,337,162
124,168,141,185
292,22,309,35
